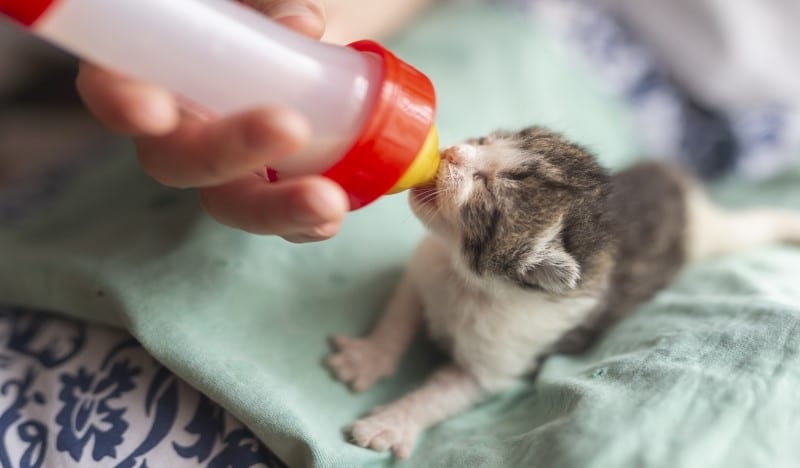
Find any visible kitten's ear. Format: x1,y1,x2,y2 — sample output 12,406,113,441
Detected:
518,242,581,293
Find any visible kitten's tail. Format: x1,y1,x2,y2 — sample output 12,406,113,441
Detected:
685,187,800,261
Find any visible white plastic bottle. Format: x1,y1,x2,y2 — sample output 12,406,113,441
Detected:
0,0,441,209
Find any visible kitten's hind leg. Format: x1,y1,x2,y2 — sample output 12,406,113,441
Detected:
685,187,800,261
327,271,422,392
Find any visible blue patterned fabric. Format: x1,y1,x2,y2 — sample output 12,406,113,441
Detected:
0,307,286,468
503,0,799,179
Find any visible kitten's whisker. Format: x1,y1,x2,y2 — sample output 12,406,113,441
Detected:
418,202,443,224
417,187,446,204
418,193,439,204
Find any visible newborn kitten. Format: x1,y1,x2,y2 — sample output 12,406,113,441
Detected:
326,126,800,459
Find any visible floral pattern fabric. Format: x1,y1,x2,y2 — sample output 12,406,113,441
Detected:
0,307,286,468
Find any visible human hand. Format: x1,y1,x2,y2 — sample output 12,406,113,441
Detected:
75,0,350,243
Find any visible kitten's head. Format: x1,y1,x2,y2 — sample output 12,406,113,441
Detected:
410,126,612,294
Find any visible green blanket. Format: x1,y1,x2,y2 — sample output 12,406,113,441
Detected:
2,5,800,467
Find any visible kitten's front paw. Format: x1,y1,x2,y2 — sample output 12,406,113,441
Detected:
349,406,421,459
326,335,396,392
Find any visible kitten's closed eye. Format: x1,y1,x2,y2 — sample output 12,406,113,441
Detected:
498,169,536,181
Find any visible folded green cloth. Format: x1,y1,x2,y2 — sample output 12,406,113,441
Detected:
2,4,799,467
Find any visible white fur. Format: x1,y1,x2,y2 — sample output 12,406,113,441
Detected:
410,235,601,389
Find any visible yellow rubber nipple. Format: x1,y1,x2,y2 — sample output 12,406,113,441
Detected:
387,125,441,194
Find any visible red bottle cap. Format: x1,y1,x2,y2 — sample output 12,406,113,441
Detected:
323,40,437,210
0,0,56,26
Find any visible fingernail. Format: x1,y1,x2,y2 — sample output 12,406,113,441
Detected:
285,222,341,243
267,3,315,20
291,183,349,225
137,93,179,134
308,221,341,238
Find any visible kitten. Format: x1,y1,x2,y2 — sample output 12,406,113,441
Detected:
326,126,800,459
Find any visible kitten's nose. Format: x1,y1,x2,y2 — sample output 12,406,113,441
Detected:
441,144,476,165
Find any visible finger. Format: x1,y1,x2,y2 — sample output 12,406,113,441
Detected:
199,175,349,237
245,0,326,39
332,335,353,349
369,433,392,452
332,362,357,382
136,108,309,189
351,376,376,393
326,354,348,369
281,221,342,244
76,62,179,135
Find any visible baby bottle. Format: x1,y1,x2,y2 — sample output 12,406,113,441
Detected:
0,0,441,209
